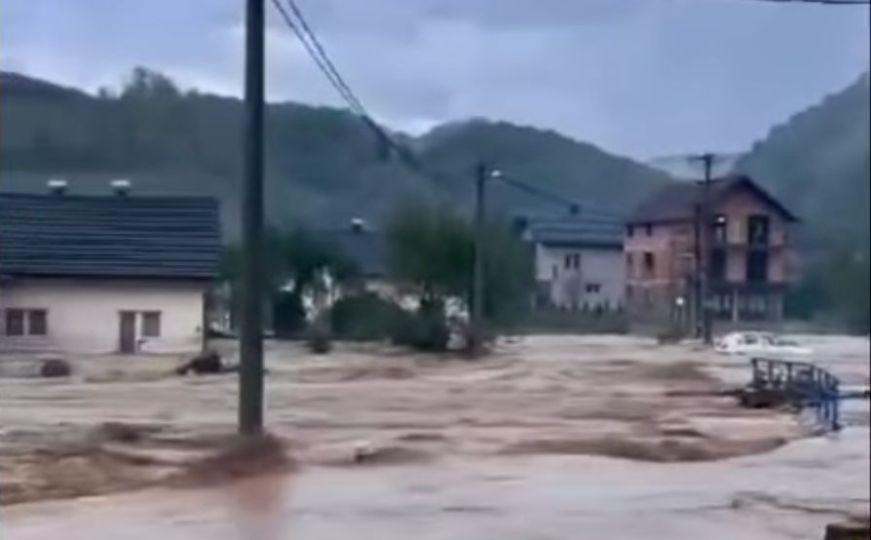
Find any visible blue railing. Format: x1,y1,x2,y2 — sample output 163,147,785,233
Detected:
749,357,841,431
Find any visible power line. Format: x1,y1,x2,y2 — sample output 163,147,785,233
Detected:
268,0,360,115
269,0,420,169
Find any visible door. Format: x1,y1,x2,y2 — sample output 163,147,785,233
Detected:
119,311,136,354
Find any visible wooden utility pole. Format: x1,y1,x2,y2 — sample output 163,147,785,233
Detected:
470,162,488,355
239,0,266,435
690,153,716,345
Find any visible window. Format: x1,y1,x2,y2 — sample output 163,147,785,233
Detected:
747,215,770,245
142,311,161,338
643,252,655,277
585,283,601,293
564,253,580,270
5,309,24,336
5,308,47,336
626,224,634,237
645,223,654,236
28,310,47,336
626,253,634,278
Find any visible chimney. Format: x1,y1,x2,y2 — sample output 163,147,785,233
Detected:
349,218,366,233
110,179,131,197
47,178,68,196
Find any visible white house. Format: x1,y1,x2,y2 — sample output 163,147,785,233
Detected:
519,214,625,312
0,188,221,354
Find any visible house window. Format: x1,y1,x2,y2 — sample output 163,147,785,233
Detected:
626,253,634,278
142,312,162,338
28,310,47,336
5,309,24,336
747,215,770,245
564,253,580,269
564,254,571,269
626,225,634,237
5,308,47,336
643,252,655,277
645,223,654,236
585,283,601,294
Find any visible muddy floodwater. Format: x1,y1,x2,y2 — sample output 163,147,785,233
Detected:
1,335,868,539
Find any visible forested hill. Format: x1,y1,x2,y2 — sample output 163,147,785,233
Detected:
737,73,870,249
0,68,671,233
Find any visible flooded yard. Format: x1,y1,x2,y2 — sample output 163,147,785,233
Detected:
1,334,868,539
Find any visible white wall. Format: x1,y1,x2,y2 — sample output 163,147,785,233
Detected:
535,244,625,310
0,279,206,354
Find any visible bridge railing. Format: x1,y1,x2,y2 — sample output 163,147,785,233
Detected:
749,357,841,431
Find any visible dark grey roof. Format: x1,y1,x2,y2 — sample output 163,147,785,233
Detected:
317,229,387,278
630,174,798,224
523,215,623,249
0,194,221,279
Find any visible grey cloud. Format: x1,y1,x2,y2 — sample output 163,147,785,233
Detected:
1,0,868,158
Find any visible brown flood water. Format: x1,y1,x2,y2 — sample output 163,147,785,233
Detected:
1,335,868,539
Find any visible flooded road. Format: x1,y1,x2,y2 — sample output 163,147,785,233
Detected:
1,335,867,538
4,427,868,540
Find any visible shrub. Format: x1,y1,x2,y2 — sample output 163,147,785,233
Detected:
330,293,405,341
390,301,449,352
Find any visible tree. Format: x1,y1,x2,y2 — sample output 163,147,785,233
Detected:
387,202,533,329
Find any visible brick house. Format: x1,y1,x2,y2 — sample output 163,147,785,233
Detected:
624,175,798,329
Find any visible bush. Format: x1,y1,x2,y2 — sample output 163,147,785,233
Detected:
390,301,449,352
330,293,405,341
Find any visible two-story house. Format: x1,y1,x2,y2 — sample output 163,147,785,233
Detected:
624,175,797,329
518,214,625,312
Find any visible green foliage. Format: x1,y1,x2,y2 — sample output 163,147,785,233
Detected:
390,299,450,352
386,202,533,327
789,247,870,334
0,68,668,231
329,292,405,341
737,74,870,249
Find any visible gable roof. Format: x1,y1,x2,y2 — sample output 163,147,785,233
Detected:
0,194,221,280
630,175,799,224
523,214,624,249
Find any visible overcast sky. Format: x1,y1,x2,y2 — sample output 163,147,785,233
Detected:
2,0,868,159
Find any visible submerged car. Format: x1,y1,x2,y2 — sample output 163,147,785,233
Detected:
715,331,812,357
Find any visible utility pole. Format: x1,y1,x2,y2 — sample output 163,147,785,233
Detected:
690,153,716,345
239,0,266,435
470,162,488,356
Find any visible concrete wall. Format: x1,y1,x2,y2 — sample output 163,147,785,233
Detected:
535,244,624,310
0,279,206,354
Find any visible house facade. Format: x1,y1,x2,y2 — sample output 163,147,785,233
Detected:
624,175,797,329
0,190,221,354
519,215,625,312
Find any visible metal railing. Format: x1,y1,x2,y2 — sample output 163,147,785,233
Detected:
748,357,841,431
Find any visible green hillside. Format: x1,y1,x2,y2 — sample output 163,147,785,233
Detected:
0,68,671,234
737,74,870,248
